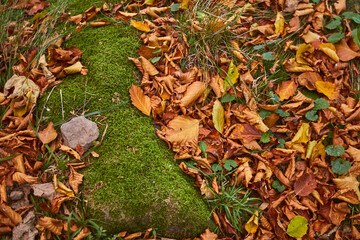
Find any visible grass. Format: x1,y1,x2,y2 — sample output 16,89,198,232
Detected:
38,0,214,237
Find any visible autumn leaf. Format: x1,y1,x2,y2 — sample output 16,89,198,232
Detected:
276,80,297,101
51,195,74,215
284,58,314,72
38,122,57,144
0,203,22,226
224,60,239,91
291,123,310,144
59,145,80,160
294,173,317,196
53,175,75,198
180,81,206,107
37,217,63,235
245,211,259,233
335,39,360,61
158,116,199,147
131,20,151,32
200,228,218,240
287,215,308,238
64,61,84,75
69,166,83,194
315,81,339,100
346,146,360,161
12,172,38,184
319,43,339,62
140,56,159,76
212,100,224,134
129,85,151,116
296,44,313,65
274,12,285,34
229,124,262,144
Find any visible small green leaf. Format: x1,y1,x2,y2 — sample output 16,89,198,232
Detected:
260,132,271,143
258,109,272,120
352,28,360,48
302,90,319,100
212,164,222,172
328,32,345,44
254,44,265,50
221,93,235,103
325,17,342,30
313,98,330,111
272,180,285,192
171,3,181,11
149,56,161,63
331,158,351,175
305,110,318,121
343,12,360,24
224,160,237,171
268,92,280,104
152,48,162,53
274,109,290,117
199,141,207,158
262,52,276,61
287,215,308,238
325,145,345,157
311,0,320,3
277,139,286,149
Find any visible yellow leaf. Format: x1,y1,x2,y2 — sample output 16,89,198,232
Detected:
274,12,285,35
212,100,224,134
291,123,310,144
306,140,317,159
131,20,150,32
296,44,314,65
144,0,155,4
276,80,297,101
245,211,259,233
180,81,206,107
180,0,190,9
59,145,80,160
319,43,339,62
64,61,84,75
158,116,199,147
53,174,75,198
140,56,159,76
224,60,239,91
129,85,151,116
315,81,338,100
284,58,314,72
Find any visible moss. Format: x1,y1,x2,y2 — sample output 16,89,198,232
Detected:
39,5,213,238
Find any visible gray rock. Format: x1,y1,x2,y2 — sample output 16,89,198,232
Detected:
31,183,59,201
9,191,24,201
61,116,99,151
12,211,38,240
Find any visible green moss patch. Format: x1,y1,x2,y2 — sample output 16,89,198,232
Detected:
39,17,213,238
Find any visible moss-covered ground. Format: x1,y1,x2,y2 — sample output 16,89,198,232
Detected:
38,0,213,237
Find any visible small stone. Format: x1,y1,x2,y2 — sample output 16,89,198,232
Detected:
31,183,59,201
9,191,24,201
60,116,99,151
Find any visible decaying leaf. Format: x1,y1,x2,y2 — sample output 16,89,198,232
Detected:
69,166,83,194
37,217,63,235
276,80,297,101
212,100,224,134
294,173,317,196
53,175,75,198
59,145,80,160
180,81,206,107
12,172,38,184
38,122,57,144
129,85,151,116
131,20,151,32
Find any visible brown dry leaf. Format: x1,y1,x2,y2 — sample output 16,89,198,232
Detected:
334,0,346,14
284,58,314,72
69,14,82,24
333,176,360,201
333,189,360,204
69,166,83,194
180,81,206,107
200,182,214,199
140,56,159,76
0,203,22,226
124,232,142,240
296,43,314,65
229,124,262,144
37,217,63,235
335,39,360,62
243,109,269,133
74,227,90,240
131,20,151,32
294,172,317,196
276,80,297,101
346,146,360,162
13,154,25,174
27,2,50,15
129,85,151,116
200,228,218,240
38,122,57,144
12,172,38,184
158,116,199,147
51,195,74,215
53,175,75,198
315,81,339,100
59,145,80,160
89,20,111,27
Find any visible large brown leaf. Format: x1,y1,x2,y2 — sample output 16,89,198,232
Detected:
37,217,63,235
229,124,261,144
38,122,57,144
180,81,206,107
276,80,297,101
294,172,317,196
129,85,151,116
69,166,83,194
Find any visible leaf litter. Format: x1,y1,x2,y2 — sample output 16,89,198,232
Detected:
1,0,360,239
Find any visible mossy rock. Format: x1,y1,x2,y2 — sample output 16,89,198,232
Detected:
38,3,213,237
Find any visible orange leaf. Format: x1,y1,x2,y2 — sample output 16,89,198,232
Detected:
0,203,22,226
294,173,317,196
51,195,74,215
12,172,38,184
140,56,159,76
38,122,57,144
129,85,151,116
229,124,261,144
319,43,339,62
37,217,63,235
130,20,150,32
180,81,206,107
69,166,83,194
200,228,218,240
276,80,297,101
335,39,360,62
59,145,80,160
315,81,339,100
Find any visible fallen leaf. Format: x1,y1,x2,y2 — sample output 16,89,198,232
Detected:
38,122,57,144
229,124,262,144
51,195,74,215
315,81,339,100
245,211,259,233
140,56,159,76
180,81,206,107
200,228,218,240
129,85,151,116
0,203,22,226
334,0,346,14
294,172,317,196
89,20,110,27
53,175,75,198
64,61,84,75
59,145,80,160
37,217,63,235
335,39,360,61
346,146,360,162
287,215,308,238
27,2,50,15
69,166,83,194
131,20,151,32
212,100,224,134
274,12,285,35
224,60,239,91
291,123,310,144
276,80,297,101
12,172,38,184
319,43,339,62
